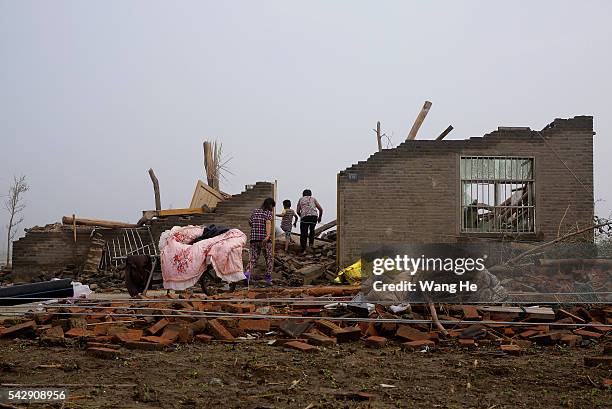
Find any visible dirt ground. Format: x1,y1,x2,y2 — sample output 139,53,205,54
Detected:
0,340,610,409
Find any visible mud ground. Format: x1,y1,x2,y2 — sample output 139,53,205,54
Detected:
0,340,610,408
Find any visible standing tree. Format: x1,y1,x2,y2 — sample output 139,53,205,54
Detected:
4,175,28,266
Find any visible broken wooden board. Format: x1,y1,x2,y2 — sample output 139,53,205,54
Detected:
478,306,556,321
189,180,227,209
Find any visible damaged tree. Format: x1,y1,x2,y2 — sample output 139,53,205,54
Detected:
4,175,28,266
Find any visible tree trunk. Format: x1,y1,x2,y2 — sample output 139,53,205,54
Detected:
6,213,14,266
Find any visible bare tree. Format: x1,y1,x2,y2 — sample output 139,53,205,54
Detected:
4,175,28,266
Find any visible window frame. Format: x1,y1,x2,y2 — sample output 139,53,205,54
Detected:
459,155,536,235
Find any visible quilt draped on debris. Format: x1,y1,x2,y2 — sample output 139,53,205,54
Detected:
159,225,247,290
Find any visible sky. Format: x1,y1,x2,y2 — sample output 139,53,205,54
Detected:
1,1,611,258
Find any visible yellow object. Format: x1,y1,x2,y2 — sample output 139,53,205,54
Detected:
334,259,362,285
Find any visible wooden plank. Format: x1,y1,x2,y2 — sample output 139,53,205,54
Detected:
189,180,225,209
436,125,453,141
407,101,432,140
62,216,136,229
156,208,205,217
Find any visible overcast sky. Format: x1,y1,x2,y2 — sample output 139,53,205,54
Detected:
1,1,611,256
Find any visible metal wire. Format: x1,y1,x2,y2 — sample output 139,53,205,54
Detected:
2,309,610,328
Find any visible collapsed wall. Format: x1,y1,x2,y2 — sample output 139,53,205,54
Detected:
337,116,594,267
10,181,275,282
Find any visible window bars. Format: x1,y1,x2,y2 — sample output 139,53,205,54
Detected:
460,156,535,233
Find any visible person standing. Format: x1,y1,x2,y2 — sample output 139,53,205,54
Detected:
245,197,275,285
296,189,323,253
276,199,298,252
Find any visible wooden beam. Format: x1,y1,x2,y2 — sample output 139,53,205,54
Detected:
436,125,454,141
314,219,337,236
148,168,161,211
407,101,432,140
376,121,382,152
62,216,136,229
155,208,205,217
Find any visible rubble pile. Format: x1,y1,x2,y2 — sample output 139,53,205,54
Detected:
274,240,337,286
0,287,609,367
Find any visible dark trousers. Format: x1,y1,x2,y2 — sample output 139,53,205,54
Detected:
300,215,318,251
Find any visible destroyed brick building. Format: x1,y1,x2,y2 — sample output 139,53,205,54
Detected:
10,182,274,281
337,116,595,267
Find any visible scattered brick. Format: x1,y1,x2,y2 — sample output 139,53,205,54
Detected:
402,340,435,351
519,330,539,338
208,319,235,341
459,339,476,348
574,329,602,339
395,325,429,342
500,344,522,355
559,334,582,347
113,329,143,343
365,336,387,348
285,340,318,353
304,333,336,347
190,319,209,334
462,306,481,320
43,325,64,339
141,336,173,345
333,327,362,343
65,328,94,338
147,318,169,335
315,319,343,336
125,341,166,351
195,334,213,343
87,347,122,360
0,320,37,338
239,319,271,332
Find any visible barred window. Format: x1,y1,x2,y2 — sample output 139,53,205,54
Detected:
460,156,535,233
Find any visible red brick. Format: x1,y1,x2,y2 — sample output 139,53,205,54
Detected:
124,341,166,351
87,347,122,359
503,328,515,336
395,325,429,342
91,335,113,343
519,329,539,338
365,336,387,348
224,303,256,313
93,323,112,336
87,341,121,349
0,320,36,338
315,319,343,336
190,319,208,334
195,334,213,343
43,325,64,339
285,340,318,353
304,333,336,347
65,328,94,338
147,318,169,335
574,329,602,338
462,306,481,320
238,319,271,332
141,336,173,345
161,326,180,342
500,344,522,355
401,340,435,351
113,329,143,343
333,327,362,343
459,339,476,348
208,319,235,341
559,334,582,347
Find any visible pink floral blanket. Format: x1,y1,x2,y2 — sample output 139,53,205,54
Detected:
159,225,247,290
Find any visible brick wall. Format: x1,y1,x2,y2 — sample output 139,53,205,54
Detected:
11,181,275,281
337,116,594,267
